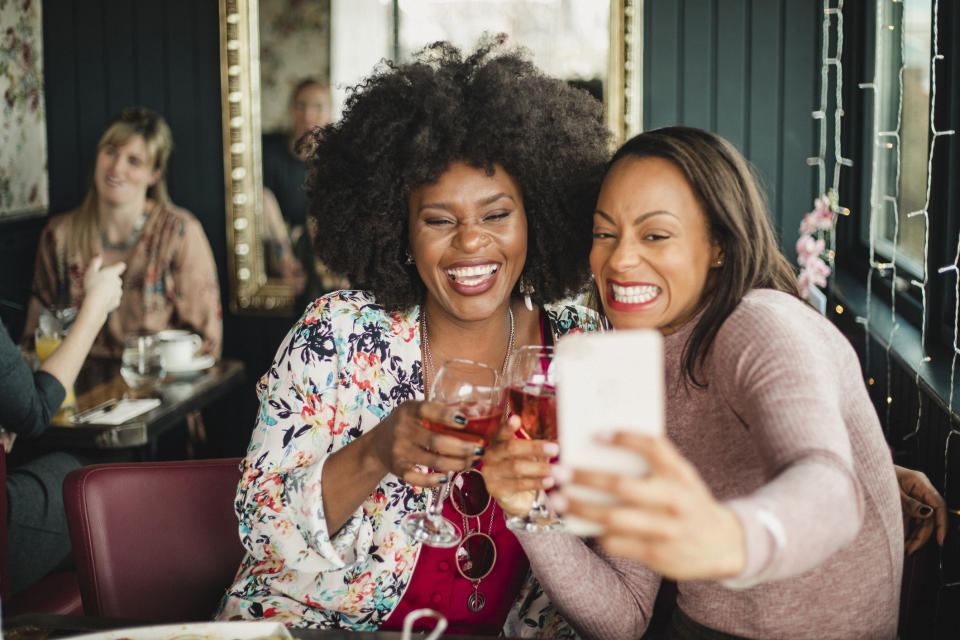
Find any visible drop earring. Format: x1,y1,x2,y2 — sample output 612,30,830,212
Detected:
405,250,415,265
519,277,534,312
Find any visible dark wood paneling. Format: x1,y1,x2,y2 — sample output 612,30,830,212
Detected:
714,0,749,150
42,2,81,210
745,0,783,219
681,0,714,130
644,0,682,128
643,0,815,258
104,3,138,115
134,3,167,111
778,0,818,256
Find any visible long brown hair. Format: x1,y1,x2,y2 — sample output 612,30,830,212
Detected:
606,126,800,386
69,107,174,262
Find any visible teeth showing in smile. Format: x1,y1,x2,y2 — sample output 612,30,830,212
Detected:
611,283,660,304
446,264,499,285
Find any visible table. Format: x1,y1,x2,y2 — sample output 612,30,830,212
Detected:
34,358,245,451
2,615,514,640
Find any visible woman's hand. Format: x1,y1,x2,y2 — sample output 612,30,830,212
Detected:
482,415,558,518
81,255,125,320
895,464,947,554
555,433,745,582
367,398,484,488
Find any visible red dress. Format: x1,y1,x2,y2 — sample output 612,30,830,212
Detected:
381,489,529,635
384,312,553,635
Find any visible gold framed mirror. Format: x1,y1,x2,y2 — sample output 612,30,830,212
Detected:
219,0,642,315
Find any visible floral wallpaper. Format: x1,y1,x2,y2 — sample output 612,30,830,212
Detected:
259,0,330,133
0,0,47,219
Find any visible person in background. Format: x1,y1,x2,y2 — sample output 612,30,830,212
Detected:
1,255,123,595
216,36,609,635
484,127,920,639
261,78,347,308
262,78,331,231
22,106,222,359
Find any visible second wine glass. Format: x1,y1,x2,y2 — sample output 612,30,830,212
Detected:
505,345,562,532
120,333,167,398
401,358,504,548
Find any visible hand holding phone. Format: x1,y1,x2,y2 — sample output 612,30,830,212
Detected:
555,329,664,535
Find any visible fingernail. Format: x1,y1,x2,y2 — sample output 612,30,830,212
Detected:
436,476,449,484
453,414,467,426
542,476,556,489
471,458,481,468
919,505,933,517
474,446,485,456
551,465,573,485
543,442,560,457
549,492,569,513
595,432,613,444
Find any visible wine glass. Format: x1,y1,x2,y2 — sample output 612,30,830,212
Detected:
402,358,504,548
505,345,562,532
120,333,167,398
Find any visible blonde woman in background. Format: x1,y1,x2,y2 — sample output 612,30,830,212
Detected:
23,106,222,358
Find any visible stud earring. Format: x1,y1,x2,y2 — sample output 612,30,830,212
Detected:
519,277,534,312
715,258,724,266
404,250,415,265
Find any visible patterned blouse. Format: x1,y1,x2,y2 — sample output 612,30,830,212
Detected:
25,202,222,358
216,290,598,631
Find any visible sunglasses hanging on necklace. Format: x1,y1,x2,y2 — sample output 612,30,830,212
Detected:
451,469,497,612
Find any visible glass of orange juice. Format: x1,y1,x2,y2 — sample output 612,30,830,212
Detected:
35,312,77,409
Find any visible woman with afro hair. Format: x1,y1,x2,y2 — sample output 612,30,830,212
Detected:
216,35,609,635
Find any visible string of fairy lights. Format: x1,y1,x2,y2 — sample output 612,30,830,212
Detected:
808,0,851,265
835,0,957,586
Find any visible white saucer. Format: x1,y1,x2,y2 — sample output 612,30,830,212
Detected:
165,353,216,374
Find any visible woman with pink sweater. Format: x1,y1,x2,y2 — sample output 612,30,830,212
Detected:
484,127,909,639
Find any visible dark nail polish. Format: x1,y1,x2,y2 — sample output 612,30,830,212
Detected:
436,476,449,484
471,458,481,468
474,446,485,456
919,505,933,516
453,414,467,426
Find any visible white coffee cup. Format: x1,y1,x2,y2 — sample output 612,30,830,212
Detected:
156,330,202,370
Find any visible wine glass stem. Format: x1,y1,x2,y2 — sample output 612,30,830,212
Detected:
530,489,549,518
429,472,455,519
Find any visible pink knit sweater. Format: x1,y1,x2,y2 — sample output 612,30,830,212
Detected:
519,289,903,640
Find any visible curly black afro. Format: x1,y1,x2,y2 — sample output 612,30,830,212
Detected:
304,35,612,312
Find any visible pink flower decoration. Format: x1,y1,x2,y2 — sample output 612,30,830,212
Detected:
796,192,836,301
799,196,836,235
795,235,826,267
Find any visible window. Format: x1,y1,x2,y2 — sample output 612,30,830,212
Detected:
863,0,932,279
840,0,958,352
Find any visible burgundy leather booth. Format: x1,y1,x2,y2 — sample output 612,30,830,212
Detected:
63,458,244,622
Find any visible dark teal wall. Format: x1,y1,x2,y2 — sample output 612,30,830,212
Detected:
643,0,820,262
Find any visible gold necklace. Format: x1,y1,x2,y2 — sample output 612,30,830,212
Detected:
419,303,514,612
419,305,515,393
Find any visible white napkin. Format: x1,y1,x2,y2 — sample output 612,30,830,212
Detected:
74,398,161,425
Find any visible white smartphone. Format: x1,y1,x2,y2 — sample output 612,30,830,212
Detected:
554,329,664,536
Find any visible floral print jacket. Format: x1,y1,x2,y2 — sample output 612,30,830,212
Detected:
216,290,598,631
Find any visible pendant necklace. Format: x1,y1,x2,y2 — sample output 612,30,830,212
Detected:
100,209,149,251
461,503,498,612
420,303,515,612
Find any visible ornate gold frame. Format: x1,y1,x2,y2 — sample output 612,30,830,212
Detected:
219,0,643,314
607,0,643,145
220,0,296,314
